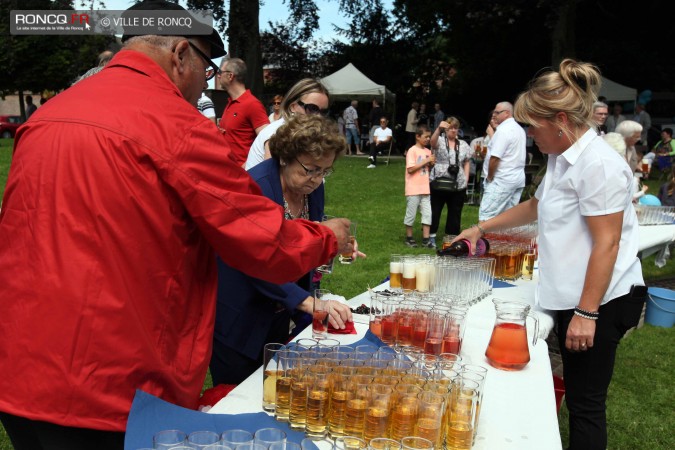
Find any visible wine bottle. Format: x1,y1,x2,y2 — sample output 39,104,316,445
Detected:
438,238,489,257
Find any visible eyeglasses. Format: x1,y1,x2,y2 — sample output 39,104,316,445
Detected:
297,100,329,116
294,157,334,178
492,110,508,116
187,41,221,81
273,101,282,105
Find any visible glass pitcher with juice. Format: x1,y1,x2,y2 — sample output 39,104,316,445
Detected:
485,299,539,370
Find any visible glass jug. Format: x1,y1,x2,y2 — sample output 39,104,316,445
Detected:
485,299,539,371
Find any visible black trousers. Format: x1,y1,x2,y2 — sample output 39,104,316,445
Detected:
369,142,389,165
0,412,125,450
430,187,465,236
556,290,646,450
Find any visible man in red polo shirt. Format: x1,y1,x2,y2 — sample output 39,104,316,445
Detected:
218,58,269,166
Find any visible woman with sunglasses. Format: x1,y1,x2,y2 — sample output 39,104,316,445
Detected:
269,94,283,122
211,115,358,385
246,79,330,170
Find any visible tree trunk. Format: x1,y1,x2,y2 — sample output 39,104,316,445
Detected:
228,0,264,98
550,0,576,67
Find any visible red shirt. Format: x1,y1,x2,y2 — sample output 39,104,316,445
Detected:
0,50,336,431
220,89,269,165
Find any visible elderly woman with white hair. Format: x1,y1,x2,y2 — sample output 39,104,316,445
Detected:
615,120,643,173
604,132,648,202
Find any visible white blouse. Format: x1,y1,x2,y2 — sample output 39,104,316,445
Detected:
534,129,643,310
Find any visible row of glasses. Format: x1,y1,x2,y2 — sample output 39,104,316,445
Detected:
389,255,495,303
369,293,468,356
152,428,287,450
634,204,675,225
266,339,487,449
325,435,434,450
483,223,538,282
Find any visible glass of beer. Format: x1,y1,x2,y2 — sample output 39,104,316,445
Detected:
305,370,331,439
364,384,394,442
390,386,421,441
402,256,417,292
274,350,300,422
339,221,358,264
445,379,479,450
263,343,286,413
312,290,333,339
521,250,535,281
390,254,403,290
415,391,445,450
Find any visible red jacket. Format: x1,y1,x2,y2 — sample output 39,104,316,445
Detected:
0,50,336,431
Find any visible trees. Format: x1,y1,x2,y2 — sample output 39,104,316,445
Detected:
0,0,113,119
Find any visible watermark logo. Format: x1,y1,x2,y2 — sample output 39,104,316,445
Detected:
10,10,214,36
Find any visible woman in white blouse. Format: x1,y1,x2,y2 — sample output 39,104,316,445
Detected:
453,59,645,450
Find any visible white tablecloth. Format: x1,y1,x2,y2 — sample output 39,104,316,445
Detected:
638,224,675,262
210,279,562,450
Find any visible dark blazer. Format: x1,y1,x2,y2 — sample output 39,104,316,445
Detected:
213,158,325,359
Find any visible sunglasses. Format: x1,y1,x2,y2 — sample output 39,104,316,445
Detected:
297,100,329,116
273,101,282,105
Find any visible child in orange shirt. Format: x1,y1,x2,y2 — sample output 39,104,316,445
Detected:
404,126,435,247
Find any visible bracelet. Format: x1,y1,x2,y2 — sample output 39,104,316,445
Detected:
574,307,599,320
473,223,486,236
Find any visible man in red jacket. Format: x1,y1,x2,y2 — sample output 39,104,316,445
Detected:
0,1,352,448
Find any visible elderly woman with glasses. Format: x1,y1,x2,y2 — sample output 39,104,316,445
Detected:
210,115,357,385
246,78,331,170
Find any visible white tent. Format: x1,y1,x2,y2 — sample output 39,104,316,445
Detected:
320,63,396,110
600,77,637,102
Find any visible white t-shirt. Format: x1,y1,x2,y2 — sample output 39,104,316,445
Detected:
197,93,215,119
485,117,526,189
245,118,286,170
534,128,643,310
373,127,392,143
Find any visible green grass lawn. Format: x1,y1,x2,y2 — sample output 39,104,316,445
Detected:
0,144,673,449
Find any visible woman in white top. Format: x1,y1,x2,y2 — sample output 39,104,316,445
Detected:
246,79,330,170
453,59,645,450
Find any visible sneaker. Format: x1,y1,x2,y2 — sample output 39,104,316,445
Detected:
367,164,376,169
428,236,437,248
368,155,375,162
422,238,435,249
405,238,418,248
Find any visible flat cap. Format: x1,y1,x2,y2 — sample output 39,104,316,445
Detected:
121,0,226,58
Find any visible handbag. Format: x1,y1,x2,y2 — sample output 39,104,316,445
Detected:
431,177,459,191
431,137,461,192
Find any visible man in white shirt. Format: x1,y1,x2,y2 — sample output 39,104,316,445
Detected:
367,117,392,168
479,101,526,221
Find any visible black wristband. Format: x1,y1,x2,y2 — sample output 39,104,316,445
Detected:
574,306,599,320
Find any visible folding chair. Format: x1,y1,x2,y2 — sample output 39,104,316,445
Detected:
383,138,395,166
